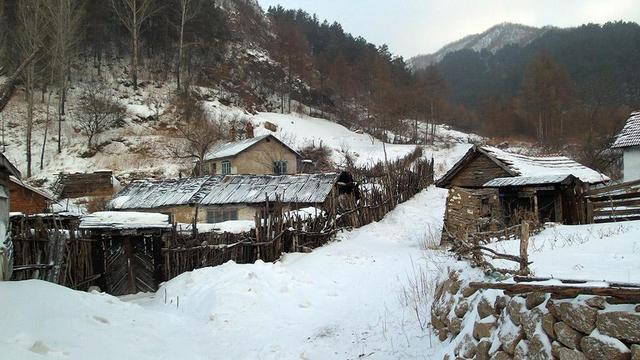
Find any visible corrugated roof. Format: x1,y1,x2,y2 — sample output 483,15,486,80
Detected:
483,175,575,187
479,146,609,184
110,173,339,210
203,134,301,161
612,112,640,149
199,173,339,205
111,176,221,210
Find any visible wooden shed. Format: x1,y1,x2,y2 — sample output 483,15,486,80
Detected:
437,145,610,242
8,176,54,214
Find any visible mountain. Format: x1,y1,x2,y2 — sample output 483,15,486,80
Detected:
409,23,550,69
434,22,640,110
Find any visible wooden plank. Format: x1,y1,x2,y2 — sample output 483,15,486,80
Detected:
588,192,640,202
591,198,640,208
585,179,640,196
593,208,640,217
469,282,640,300
513,276,640,288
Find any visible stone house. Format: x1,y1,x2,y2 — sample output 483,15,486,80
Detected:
198,134,302,176
1,154,21,280
8,176,54,214
109,173,343,224
612,111,640,182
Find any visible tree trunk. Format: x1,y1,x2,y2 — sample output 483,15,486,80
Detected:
26,64,34,177
177,3,185,92
132,1,138,91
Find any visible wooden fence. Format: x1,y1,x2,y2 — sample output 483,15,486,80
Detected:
10,150,435,294
585,179,640,223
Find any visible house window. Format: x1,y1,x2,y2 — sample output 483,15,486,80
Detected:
206,208,239,223
221,161,232,175
273,160,288,175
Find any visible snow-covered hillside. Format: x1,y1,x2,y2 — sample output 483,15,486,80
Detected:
2,85,478,189
410,23,550,69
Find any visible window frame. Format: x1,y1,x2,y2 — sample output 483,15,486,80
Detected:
221,160,232,175
273,160,288,175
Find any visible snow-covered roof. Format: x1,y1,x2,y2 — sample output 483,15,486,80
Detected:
110,173,339,210
80,212,171,229
204,135,300,161
479,146,609,184
111,176,219,210
483,175,576,187
9,176,55,200
612,112,640,149
199,173,339,205
436,145,609,187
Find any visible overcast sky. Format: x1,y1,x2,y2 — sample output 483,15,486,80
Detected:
258,0,640,59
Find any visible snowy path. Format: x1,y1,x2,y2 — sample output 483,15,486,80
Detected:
0,187,452,360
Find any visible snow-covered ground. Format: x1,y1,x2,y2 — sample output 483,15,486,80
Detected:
486,221,640,283
0,186,457,360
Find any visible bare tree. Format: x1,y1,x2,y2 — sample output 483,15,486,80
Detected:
17,0,47,177
112,0,156,90
74,85,125,148
175,0,200,92
171,103,222,175
45,0,84,154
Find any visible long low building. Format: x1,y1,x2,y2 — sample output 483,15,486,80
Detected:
110,173,345,223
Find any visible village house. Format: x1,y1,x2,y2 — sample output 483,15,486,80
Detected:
436,145,609,241
198,134,302,176
612,111,640,182
8,176,54,214
109,173,346,224
1,154,21,280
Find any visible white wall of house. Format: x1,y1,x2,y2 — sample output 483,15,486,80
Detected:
623,145,640,182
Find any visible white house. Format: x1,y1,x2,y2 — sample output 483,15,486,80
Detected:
612,112,640,182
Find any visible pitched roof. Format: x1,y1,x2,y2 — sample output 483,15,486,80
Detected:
0,153,20,179
204,134,301,161
9,176,55,200
110,173,339,210
436,145,609,187
483,175,577,188
612,112,640,149
199,173,338,205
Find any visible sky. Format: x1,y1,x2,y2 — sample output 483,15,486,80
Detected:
258,0,640,59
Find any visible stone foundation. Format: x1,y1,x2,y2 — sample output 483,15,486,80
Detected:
432,271,640,360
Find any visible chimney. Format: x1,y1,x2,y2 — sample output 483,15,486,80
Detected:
245,122,254,139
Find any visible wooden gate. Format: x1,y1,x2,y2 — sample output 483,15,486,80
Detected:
100,235,163,296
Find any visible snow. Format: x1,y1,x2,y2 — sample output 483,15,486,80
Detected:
177,220,255,234
480,145,610,184
0,186,458,360
251,112,473,172
485,221,640,283
79,212,171,229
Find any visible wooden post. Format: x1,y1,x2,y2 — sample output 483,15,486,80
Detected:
586,200,594,224
519,222,530,276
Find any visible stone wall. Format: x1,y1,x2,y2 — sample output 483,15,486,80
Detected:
432,271,640,360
